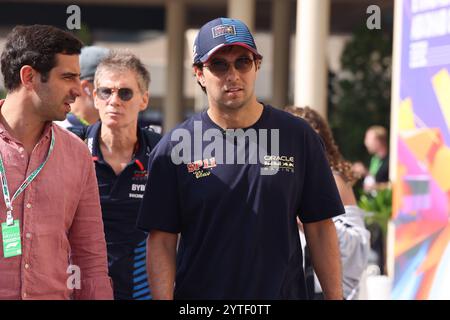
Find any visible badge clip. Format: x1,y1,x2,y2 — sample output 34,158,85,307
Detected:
6,210,13,226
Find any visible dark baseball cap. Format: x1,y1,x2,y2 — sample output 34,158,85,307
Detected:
79,46,110,81
193,17,262,64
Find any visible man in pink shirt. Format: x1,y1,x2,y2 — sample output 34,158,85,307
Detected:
0,25,113,299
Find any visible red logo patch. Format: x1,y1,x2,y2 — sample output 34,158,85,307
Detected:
187,158,217,173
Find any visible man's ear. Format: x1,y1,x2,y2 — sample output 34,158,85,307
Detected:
193,66,206,87
255,59,262,71
92,86,100,110
20,65,35,89
140,91,149,112
81,80,92,97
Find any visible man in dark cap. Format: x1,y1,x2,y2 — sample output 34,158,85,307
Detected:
137,17,345,300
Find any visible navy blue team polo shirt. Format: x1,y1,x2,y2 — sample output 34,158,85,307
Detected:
85,122,161,300
137,104,345,299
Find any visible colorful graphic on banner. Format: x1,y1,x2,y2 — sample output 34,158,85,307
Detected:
392,0,450,299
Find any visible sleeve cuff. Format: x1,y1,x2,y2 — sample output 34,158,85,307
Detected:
73,276,114,300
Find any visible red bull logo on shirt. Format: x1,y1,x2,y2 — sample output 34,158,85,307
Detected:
133,169,148,179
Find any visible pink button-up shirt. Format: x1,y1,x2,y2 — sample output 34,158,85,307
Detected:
0,100,113,300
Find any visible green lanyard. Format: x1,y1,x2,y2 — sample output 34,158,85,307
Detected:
0,127,55,226
369,156,382,176
73,113,89,126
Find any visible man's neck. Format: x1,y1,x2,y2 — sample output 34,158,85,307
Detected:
99,124,138,155
207,100,263,129
99,124,138,175
1,95,47,154
376,147,387,159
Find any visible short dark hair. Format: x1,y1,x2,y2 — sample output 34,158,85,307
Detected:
193,62,207,94
0,25,83,92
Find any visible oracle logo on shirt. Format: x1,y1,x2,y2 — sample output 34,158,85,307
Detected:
262,154,295,173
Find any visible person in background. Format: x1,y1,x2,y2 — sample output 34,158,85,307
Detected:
84,50,161,300
55,46,109,134
0,25,112,299
285,106,370,300
353,125,390,193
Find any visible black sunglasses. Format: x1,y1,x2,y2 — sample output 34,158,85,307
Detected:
96,87,134,101
204,57,255,75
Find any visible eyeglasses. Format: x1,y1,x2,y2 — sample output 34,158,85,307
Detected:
96,87,134,101
203,57,255,75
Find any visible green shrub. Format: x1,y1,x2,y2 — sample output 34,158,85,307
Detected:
358,187,392,237
329,26,392,163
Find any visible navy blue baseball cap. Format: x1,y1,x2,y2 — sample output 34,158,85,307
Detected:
193,17,263,64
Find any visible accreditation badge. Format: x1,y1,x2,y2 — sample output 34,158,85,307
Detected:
1,219,22,258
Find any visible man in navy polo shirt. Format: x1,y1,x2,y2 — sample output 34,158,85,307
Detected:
85,50,160,300
137,18,345,300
